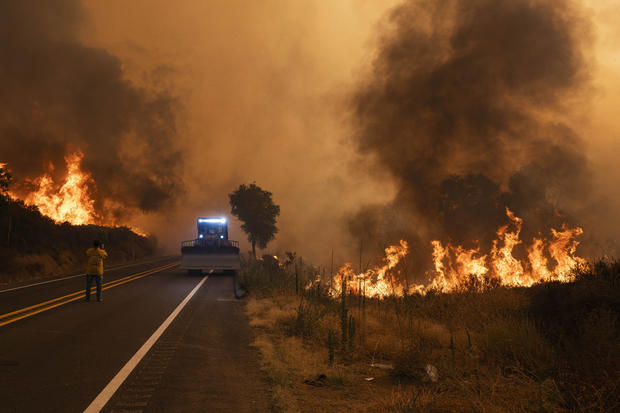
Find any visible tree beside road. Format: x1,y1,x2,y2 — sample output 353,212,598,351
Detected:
228,183,280,259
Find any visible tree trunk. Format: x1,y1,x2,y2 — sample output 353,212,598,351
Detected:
7,215,12,247
251,240,256,259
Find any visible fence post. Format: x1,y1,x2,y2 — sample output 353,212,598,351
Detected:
330,249,334,292
295,261,299,295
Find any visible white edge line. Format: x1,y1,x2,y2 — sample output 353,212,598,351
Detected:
0,274,87,293
83,275,208,413
0,258,175,293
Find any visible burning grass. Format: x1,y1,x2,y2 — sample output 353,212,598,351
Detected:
242,259,619,412
326,208,587,300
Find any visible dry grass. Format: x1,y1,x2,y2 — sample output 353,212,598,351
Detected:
247,296,371,412
243,260,620,412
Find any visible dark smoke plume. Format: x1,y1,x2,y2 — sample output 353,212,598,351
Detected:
0,0,182,219
350,0,593,258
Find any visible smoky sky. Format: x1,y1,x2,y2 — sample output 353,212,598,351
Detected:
0,0,182,218
1,0,617,264
350,0,596,255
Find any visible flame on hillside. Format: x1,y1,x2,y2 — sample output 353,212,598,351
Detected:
7,152,147,236
325,208,586,298
15,151,101,225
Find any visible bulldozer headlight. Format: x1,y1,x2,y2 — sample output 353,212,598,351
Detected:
198,218,226,223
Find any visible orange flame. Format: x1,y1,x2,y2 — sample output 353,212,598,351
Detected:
18,151,101,225
7,152,148,236
328,240,409,299
548,225,586,281
322,208,586,297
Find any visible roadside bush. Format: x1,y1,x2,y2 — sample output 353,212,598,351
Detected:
480,317,556,378
279,297,329,339
529,261,619,344
240,258,294,295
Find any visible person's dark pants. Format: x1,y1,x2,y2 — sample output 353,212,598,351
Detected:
86,274,103,301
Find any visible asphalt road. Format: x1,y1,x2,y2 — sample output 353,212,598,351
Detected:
0,258,270,412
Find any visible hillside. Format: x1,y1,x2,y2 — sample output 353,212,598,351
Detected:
0,195,157,284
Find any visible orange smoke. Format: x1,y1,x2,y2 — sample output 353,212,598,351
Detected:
324,208,586,297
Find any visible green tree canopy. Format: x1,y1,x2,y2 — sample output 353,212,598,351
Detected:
229,183,280,258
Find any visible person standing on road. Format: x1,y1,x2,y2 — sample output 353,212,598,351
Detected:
85,240,108,302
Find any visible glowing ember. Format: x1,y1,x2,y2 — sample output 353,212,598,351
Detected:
321,208,586,297
18,151,101,225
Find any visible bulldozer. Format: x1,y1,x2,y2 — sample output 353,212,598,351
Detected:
181,217,241,275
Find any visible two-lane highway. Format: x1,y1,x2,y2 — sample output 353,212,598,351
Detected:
0,257,179,318
0,258,270,412
0,259,180,327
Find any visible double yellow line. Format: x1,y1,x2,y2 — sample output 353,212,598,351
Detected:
0,261,179,328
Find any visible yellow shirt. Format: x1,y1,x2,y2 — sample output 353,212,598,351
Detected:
86,247,108,275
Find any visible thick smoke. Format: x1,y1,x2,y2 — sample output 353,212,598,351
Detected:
0,0,182,219
350,0,595,259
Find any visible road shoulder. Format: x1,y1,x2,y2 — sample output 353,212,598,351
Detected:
103,275,272,412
